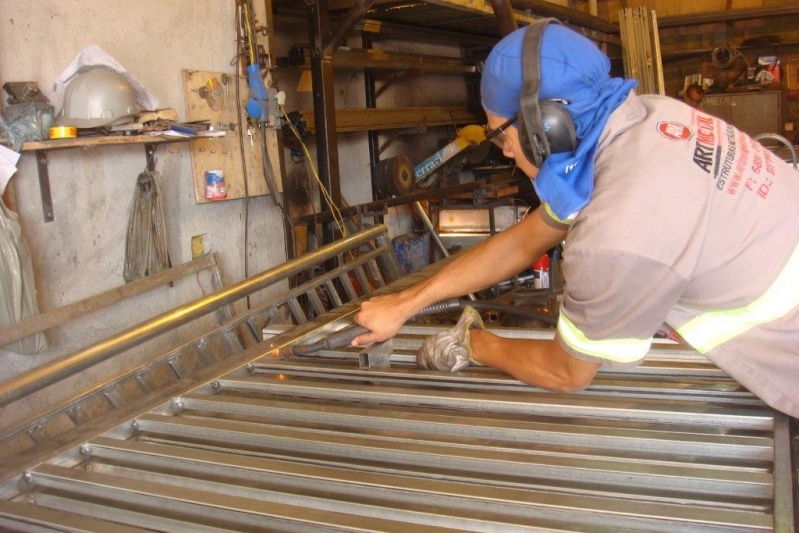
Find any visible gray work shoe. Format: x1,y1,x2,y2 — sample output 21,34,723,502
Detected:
417,306,484,372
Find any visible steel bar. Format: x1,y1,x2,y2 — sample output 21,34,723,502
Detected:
0,500,149,532
0,225,390,407
322,0,375,58
215,374,774,429
31,464,456,533
133,413,773,499
308,0,342,247
82,458,550,532
79,437,771,532
179,394,774,461
25,492,233,533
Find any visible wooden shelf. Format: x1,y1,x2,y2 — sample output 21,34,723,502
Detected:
19,133,209,223
20,133,198,153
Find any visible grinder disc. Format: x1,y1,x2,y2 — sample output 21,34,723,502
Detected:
375,155,415,198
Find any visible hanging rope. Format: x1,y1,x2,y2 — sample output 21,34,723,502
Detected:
123,171,170,282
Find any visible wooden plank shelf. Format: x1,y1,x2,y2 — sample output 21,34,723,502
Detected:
18,133,214,223
19,133,200,153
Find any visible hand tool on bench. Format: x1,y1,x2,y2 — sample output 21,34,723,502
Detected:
289,323,368,356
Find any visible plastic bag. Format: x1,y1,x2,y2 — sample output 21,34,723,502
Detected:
0,198,47,354
0,102,55,151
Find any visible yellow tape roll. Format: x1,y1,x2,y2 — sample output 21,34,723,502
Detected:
49,126,77,139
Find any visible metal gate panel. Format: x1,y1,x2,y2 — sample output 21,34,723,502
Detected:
0,326,793,532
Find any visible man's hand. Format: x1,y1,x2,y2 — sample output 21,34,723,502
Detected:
351,291,418,346
418,306,484,372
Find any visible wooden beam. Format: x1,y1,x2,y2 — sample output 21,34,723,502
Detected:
657,5,799,29
297,106,480,133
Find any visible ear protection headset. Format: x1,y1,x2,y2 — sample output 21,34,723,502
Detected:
518,18,577,167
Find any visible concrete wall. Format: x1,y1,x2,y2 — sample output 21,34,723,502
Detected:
0,0,291,424
0,1,471,426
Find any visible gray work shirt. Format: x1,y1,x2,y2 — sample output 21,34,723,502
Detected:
555,91,799,418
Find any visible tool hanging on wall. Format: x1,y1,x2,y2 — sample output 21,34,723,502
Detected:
124,171,170,283
239,0,283,207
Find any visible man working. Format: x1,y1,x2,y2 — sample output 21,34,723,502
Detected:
352,19,799,419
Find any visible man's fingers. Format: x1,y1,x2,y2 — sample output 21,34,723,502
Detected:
351,332,379,347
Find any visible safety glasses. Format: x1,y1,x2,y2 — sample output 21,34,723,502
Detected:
484,114,517,152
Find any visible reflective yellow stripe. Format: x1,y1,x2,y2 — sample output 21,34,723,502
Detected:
543,203,577,226
558,313,652,363
677,240,799,354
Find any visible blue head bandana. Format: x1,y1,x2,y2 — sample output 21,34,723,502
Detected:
481,24,637,222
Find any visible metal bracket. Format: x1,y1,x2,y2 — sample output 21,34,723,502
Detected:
34,151,54,223
359,339,392,369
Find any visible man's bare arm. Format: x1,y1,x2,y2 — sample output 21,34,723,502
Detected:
470,331,600,392
353,206,566,345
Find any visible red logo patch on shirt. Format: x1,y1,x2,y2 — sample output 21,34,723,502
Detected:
657,121,693,141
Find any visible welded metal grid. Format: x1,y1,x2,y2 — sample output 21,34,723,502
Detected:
0,323,795,532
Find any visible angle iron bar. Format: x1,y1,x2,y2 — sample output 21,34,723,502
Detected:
323,280,344,308
0,225,391,408
247,359,758,405
132,414,774,499
241,370,762,409
180,394,775,461
215,375,775,430
83,436,774,531
166,358,183,380
219,327,245,354
194,342,213,366
22,492,233,533
243,317,260,343
352,265,372,296
84,460,551,533
339,272,359,301
286,298,307,324
248,357,735,392
365,260,386,288
650,9,666,95
30,463,460,533
306,288,327,317
0,499,150,533
255,244,392,309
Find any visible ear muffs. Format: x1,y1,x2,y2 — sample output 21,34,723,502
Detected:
518,19,577,167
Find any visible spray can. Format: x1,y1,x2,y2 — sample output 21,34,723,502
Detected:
533,254,550,290
205,170,227,200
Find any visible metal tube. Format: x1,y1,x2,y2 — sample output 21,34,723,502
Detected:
0,225,390,407
412,201,476,301
412,201,449,259
322,0,375,58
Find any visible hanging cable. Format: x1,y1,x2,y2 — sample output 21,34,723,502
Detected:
280,103,348,238
711,41,750,70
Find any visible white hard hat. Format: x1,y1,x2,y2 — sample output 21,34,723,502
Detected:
57,68,137,128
